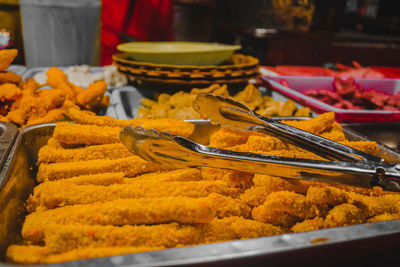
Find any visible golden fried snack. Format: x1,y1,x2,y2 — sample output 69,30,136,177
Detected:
0,49,17,71
43,217,282,253
37,143,132,163
282,112,336,135
240,186,269,208
68,108,195,138
23,196,216,242
28,180,238,210
340,140,379,156
306,186,347,206
200,167,254,190
246,135,288,152
76,81,107,110
0,71,23,86
127,168,202,183
0,83,22,101
252,191,320,222
325,203,364,228
291,217,326,233
209,127,260,148
346,192,400,218
233,83,263,110
53,122,121,145
368,213,400,223
208,193,251,218
6,245,164,265
36,156,167,182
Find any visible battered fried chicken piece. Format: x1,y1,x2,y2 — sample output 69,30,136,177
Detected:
6,245,164,265
340,140,379,156
252,191,320,222
209,127,261,148
240,186,269,207
29,180,238,210
253,174,312,195
68,108,195,137
368,213,400,223
53,122,121,145
291,217,326,233
0,83,22,100
26,108,68,126
263,149,326,160
23,196,216,242
319,130,346,142
346,192,400,218
46,67,76,100
306,186,347,206
208,193,251,218
200,167,254,190
246,135,288,152
0,71,23,86
282,112,336,135
36,156,167,182
233,83,263,110
37,143,132,163
76,81,107,110
325,203,364,228
0,49,17,71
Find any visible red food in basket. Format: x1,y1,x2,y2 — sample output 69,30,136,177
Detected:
301,77,400,111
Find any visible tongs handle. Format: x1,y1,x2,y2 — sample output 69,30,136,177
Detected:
120,126,400,192
193,94,383,163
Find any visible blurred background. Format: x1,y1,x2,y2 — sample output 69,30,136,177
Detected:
1,0,399,67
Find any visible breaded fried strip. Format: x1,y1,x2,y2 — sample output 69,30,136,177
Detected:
208,193,251,218
199,217,284,243
44,223,201,253
368,213,400,223
30,180,238,210
36,156,166,182
253,174,312,195
26,173,125,213
126,168,202,183
346,192,400,218
291,217,326,233
44,217,282,253
68,108,195,137
209,127,261,148
252,191,320,222
6,245,49,265
340,140,379,156
53,122,120,145
240,186,268,208
6,245,163,264
200,167,253,189
282,112,336,135
23,196,216,242
38,143,132,163
325,203,364,228
246,135,288,152
306,186,347,206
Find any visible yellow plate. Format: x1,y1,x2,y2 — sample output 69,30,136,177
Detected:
117,42,241,66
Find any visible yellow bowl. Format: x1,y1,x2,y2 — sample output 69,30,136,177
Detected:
117,42,241,66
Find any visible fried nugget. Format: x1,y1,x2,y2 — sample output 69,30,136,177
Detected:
306,186,347,206
76,81,107,110
240,186,269,208
29,180,238,210
0,49,17,71
291,217,326,233
23,196,216,242
325,203,364,228
36,156,167,182
0,83,22,101
0,71,23,86
368,213,400,223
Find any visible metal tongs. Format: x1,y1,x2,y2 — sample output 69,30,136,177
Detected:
120,94,400,192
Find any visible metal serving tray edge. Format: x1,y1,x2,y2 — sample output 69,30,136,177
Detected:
1,121,400,266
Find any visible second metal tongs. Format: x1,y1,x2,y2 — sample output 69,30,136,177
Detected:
120,94,400,192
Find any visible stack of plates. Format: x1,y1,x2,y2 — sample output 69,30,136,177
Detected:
112,42,259,88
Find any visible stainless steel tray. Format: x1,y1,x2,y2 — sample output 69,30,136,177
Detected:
1,122,400,266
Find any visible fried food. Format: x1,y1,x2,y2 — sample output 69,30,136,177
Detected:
0,64,110,126
37,143,132,163
0,49,17,71
6,245,163,265
28,180,238,211
23,196,216,242
36,156,167,182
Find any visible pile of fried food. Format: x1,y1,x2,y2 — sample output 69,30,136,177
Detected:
0,49,109,127
6,109,400,264
137,83,311,120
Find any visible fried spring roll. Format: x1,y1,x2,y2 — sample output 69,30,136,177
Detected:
38,143,132,163
68,108,195,137
29,180,238,210
53,122,120,145
23,196,216,242
36,156,167,182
